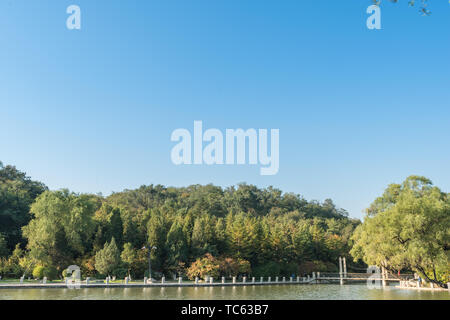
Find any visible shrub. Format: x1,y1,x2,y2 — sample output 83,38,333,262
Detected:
298,260,330,275
43,266,58,280
113,267,128,279
218,257,251,277
280,263,299,276
186,254,220,280
32,266,45,279
252,262,281,277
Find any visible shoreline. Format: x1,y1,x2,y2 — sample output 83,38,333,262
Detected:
395,285,448,292
0,281,314,290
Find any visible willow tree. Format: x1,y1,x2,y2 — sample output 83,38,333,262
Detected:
351,176,450,288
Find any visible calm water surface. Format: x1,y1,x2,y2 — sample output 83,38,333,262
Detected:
0,284,448,300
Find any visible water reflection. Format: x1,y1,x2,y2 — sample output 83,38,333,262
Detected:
0,284,448,300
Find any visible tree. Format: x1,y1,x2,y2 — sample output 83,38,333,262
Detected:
22,190,100,271
186,254,220,280
218,257,251,277
121,243,137,277
165,219,188,272
32,265,45,279
192,215,217,256
147,209,169,272
351,176,450,288
95,238,121,276
226,213,262,263
0,233,8,258
0,162,47,250
1,160,362,278
4,244,26,277
94,204,124,249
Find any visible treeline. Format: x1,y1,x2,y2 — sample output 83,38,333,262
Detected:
0,162,361,280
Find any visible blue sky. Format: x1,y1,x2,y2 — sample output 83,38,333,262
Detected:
1,0,449,219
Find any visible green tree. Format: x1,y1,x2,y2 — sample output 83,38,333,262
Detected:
166,219,188,272
94,204,124,249
2,244,26,277
192,215,216,256
95,238,121,276
121,242,137,277
147,209,169,271
22,190,100,271
351,176,450,288
32,265,45,279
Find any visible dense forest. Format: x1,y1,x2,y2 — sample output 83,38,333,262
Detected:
1,162,447,288
0,161,361,280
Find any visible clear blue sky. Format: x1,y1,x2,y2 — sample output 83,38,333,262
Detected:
1,1,449,219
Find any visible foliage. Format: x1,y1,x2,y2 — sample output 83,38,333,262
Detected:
22,189,101,271
186,254,220,280
121,242,138,277
79,256,96,277
1,162,361,279
1,245,27,277
186,254,252,279
351,176,450,288
218,257,251,277
43,266,58,280
113,267,129,279
32,266,45,279
0,233,8,258
252,262,281,277
0,162,47,251
95,238,121,276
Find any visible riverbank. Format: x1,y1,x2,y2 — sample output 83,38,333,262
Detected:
395,280,449,292
396,285,449,292
0,280,313,290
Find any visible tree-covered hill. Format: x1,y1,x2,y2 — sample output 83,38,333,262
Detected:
0,161,360,280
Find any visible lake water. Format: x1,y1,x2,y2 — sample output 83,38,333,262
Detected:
0,284,448,300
